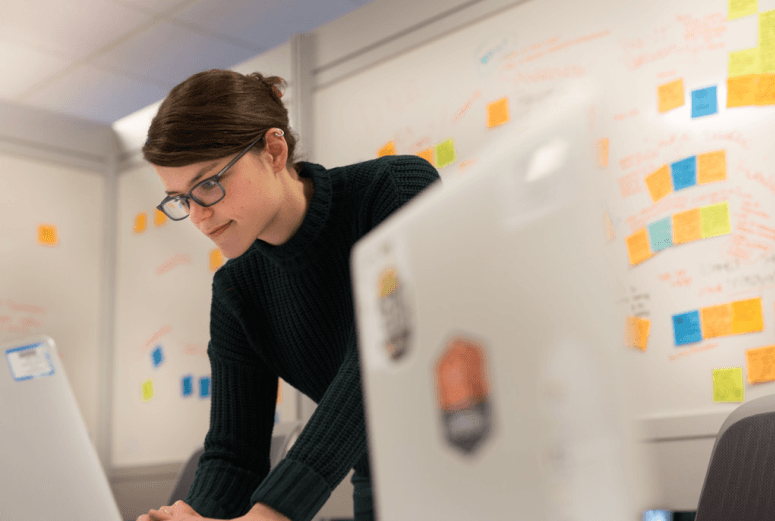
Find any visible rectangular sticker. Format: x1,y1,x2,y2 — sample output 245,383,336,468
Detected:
6,343,55,381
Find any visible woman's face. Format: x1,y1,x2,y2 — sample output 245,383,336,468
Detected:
154,132,306,259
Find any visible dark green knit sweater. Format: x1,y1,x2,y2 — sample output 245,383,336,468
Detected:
183,155,441,521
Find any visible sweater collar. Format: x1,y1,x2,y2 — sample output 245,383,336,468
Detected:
249,162,334,271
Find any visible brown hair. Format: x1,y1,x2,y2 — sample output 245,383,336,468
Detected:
142,69,300,171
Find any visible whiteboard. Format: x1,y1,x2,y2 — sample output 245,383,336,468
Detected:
314,0,775,421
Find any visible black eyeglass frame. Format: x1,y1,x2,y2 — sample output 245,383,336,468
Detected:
156,134,264,221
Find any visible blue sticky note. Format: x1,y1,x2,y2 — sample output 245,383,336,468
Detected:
648,217,673,252
182,375,193,397
643,510,672,521
151,345,164,368
673,310,703,345
691,86,717,118
199,376,211,398
670,156,697,191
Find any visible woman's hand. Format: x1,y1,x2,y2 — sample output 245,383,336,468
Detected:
137,500,206,521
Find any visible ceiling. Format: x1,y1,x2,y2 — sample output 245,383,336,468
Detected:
0,0,373,125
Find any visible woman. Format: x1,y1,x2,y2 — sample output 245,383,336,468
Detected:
137,69,441,521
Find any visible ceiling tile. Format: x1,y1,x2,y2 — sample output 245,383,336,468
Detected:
0,0,153,61
90,20,258,86
24,64,171,123
0,40,72,100
173,0,364,49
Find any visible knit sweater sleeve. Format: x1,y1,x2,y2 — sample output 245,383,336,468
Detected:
183,281,279,519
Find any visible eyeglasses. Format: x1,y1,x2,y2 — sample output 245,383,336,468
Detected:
157,135,263,221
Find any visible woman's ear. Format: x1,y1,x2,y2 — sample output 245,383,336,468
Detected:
263,128,288,172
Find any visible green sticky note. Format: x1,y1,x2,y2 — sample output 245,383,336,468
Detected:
435,138,457,169
701,202,731,238
713,367,744,402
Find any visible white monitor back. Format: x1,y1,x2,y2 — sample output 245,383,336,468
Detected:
351,79,658,520
0,335,123,521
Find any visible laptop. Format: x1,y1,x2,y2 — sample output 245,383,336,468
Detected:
350,79,659,520
0,335,123,521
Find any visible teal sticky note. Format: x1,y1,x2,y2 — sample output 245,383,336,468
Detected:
671,156,697,191
648,217,673,252
691,86,718,118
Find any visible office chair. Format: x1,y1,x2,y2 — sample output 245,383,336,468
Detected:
167,421,303,506
694,394,775,520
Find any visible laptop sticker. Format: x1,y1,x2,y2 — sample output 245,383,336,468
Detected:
435,336,492,455
6,342,55,382
378,266,412,361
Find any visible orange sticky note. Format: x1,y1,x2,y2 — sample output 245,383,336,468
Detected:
134,213,148,234
378,141,396,157
596,138,609,168
277,379,283,404
416,147,435,166
697,150,727,184
658,79,685,113
626,229,653,265
37,224,59,246
154,208,167,227
727,75,758,107
672,208,703,244
625,316,651,351
732,297,764,334
644,164,672,203
209,249,224,272
746,345,775,384
755,73,775,105
487,97,510,128
700,303,734,338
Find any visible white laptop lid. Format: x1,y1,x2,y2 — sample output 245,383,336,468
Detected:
351,80,657,520
0,335,123,521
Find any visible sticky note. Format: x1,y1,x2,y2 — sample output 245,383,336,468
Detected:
141,379,155,402
672,208,703,244
199,376,211,398
37,224,59,246
727,75,759,107
644,164,672,202
182,376,193,397
278,379,283,404
210,249,224,272
731,297,764,334
755,73,775,105
697,150,727,184
626,229,653,265
604,212,615,241
671,156,697,191
378,141,396,157
151,345,164,368
648,217,673,252
134,213,148,234
701,202,731,238
729,48,761,77
700,303,734,339
760,11,775,46
154,208,166,227
692,86,718,118
435,138,457,169
658,79,685,113
596,138,609,168
713,368,744,403
487,97,510,128
625,316,651,351
745,345,775,383
729,0,758,20
416,147,435,166
673,310,703,345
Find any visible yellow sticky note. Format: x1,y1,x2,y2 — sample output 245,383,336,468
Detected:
416,147,435,166
731,297,764,334
658,79,685,113
596,138,609,168
487,97,510,128
626,229,653,265
729,0,758,20
209,249,224,272
713,368,744,403
746,345,775,383
755,73,775,105
729,48,761,77
697,150,727,184
672,208,703,244
625,316,651,351
141,379,155,402
761,11,775,45
700,303,734,339
604,212,615,241
727,75,759,107
37,224,59,246
435,138,457,169
644,164,672,202
134,213,148,234
378,141,396,157
700,202,731,238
